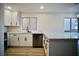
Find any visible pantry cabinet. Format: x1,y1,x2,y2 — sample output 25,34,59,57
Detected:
4,9,19,26
8,33,32,47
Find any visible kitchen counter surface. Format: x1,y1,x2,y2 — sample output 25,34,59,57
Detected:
8,31,79,39
8,31,41,34
31,31,79,39
44,32,79,39
8,32,32,34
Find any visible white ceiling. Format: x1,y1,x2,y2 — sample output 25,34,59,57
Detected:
4,3,79,13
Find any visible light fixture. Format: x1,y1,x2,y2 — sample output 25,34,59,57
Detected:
7,6,12,9
40,6,44,9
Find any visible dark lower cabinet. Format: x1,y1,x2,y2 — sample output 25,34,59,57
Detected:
4,40,7,50
33,34,43,48
49,39,78,56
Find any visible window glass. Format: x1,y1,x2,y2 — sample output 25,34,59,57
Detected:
64,17,78,32
22,17,37,31
64,18,70,32
71,18,78,31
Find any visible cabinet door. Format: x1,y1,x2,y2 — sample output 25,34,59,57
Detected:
26,34,32,46
9,34,19,46
11,11,18,26
16,12,20,26
4,10,12,26
33,34,43,48
19,35,27,46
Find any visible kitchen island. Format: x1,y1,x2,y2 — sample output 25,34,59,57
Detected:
44,32,79,56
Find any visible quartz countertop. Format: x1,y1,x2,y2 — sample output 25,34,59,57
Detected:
8,31,79,39
44,32,79,39
8,32,32,34
32,31,79,39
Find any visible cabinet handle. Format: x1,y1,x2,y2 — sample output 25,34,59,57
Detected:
44,40,45,44
10,22,12,25
25,37,27,41
13,34,16,36
45,43,47,49
16,22,17,25
18,37,19,41
47,40,49,42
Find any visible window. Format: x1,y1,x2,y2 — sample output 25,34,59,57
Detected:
64,18,71,32
64,17,78,32
22,17,29,30
29,17,37,31
71,18,78,31
22,17,37,31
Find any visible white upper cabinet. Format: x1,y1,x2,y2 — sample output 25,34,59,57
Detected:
11,11,18,26
4,10,12,26
4,9,20,26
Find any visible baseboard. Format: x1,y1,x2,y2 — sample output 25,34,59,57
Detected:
33,46,43,48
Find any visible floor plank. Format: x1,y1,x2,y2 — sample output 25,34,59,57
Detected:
5,47,45,56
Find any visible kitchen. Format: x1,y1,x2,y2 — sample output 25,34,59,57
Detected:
0,3,79,56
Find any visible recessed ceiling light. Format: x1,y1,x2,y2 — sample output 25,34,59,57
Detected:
40,6,44,9
7,6,12,9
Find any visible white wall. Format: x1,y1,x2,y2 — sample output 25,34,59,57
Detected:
22,12,76,34
0,4,4,55
7,12,76,35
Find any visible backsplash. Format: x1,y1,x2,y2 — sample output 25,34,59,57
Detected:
7,26,22,32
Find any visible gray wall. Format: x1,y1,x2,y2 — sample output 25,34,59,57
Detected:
49,39,77,56
0,4,4,56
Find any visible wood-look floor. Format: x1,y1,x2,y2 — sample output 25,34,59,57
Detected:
5,47,45,56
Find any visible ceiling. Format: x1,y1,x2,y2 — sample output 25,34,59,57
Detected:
4,3,79,13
